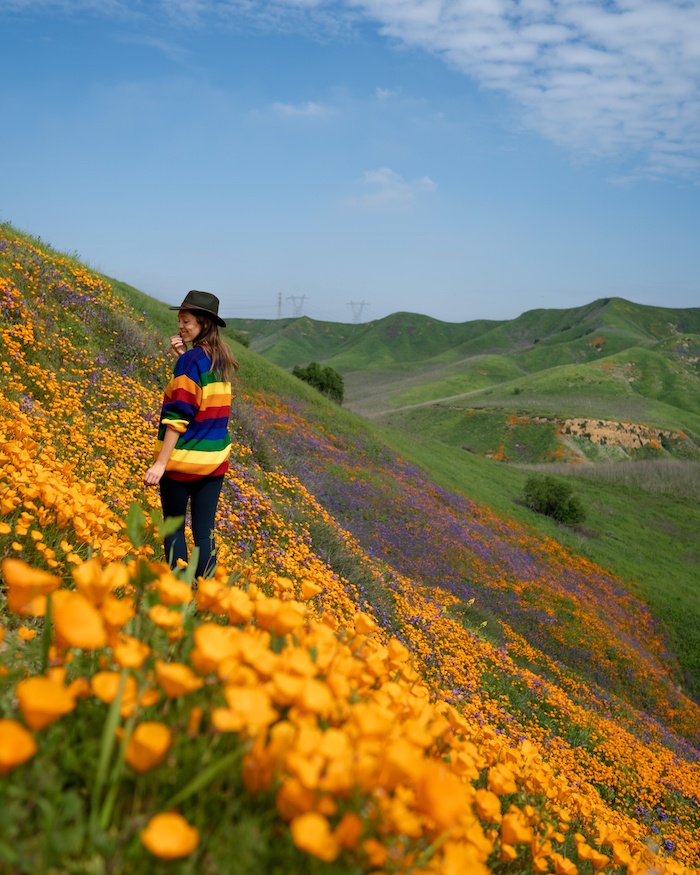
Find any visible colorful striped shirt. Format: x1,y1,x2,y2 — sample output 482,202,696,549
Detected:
156,346,231,481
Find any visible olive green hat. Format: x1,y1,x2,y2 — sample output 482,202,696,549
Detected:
170,290,226,327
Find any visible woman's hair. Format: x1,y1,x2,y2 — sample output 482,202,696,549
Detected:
187,312,239,383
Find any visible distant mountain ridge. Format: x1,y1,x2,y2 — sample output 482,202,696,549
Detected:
230,297,700,368
230,297,700,463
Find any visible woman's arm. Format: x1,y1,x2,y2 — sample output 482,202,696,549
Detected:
144,426,180,486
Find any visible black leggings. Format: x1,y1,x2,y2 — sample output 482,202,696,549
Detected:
159,474,224,579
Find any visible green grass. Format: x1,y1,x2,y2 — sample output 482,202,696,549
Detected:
370,422,700,699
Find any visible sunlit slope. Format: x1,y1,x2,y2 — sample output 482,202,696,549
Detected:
2,224,700,873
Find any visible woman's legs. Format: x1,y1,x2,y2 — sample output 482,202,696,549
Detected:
159,475,191,569
190,475,224,578
159,475,224,578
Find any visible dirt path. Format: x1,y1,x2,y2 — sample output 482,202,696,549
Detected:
346,387,486,420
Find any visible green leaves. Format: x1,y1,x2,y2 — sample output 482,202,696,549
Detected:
125,503,184,549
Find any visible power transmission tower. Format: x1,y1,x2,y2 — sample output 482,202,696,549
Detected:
347,301,369,323
287,295,307,317
276,292,283,319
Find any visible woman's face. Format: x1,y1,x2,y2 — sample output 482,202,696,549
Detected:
178,310,203,344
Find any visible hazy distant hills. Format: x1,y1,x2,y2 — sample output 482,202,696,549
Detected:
229,297,700,464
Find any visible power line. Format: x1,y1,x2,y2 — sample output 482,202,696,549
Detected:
347,301,369,323
287,295,307,317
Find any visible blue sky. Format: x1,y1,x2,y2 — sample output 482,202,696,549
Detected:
1,0,699,324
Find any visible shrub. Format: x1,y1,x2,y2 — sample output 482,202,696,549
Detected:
521,474,586,525
292,362,344,404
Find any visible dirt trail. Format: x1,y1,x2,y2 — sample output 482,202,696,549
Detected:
346,388,486,420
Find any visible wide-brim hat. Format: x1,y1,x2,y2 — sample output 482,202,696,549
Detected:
170,290,226,327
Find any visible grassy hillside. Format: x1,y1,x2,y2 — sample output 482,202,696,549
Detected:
233,300,700,465
228,297,700,696
1,222,700,875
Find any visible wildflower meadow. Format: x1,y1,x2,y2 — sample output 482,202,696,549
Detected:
1,223,699,874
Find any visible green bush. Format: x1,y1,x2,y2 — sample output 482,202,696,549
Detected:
521,474,586,525
292,361,344,404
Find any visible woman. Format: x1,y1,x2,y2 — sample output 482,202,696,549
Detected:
144,290,238,578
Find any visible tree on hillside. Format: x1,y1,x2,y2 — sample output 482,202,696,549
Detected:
292,362,344,404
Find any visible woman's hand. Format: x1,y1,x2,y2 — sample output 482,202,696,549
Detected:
144,427,179,486
170,334,187,356
144,461,167,486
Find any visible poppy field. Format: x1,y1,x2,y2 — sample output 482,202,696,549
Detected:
1,223,699,874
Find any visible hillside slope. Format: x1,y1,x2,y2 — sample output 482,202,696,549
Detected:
1,223,700,873
231,301,700,463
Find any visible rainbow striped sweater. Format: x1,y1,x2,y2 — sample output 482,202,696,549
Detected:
156,346,231,481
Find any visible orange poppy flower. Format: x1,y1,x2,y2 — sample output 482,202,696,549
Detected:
488,763,518,795
500,811,533,845
194,578,228,615
148,604,184,629
0,719,37,774
1,558,60,614
290,812,340,862
16,675,76,730
223,587,254,624
552,852,580,875
475,788,502,823
141,812,199,859
90,671,139,717
213,686,278,734
414,760,470,831
354,612,377,635
100,593,135,631
113,634,151,669
155,573,193,606
191,623,241,673
154,660,204,698
72,558,111,606
333,811,363,850
442,840,491,875
125,722,172,773
300,578,323,599
52,590,107,650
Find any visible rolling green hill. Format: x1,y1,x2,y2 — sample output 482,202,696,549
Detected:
227,295,700,698
230,298,700,463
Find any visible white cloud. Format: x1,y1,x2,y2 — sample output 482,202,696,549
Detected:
8,0,700,177
271,100,334,117
350,0,700,177
342,167,437,208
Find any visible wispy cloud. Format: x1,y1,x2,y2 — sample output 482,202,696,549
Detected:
342,167,437,208
351,0,700,178
116,32,190,62
271,100,334,118
8,0,700,177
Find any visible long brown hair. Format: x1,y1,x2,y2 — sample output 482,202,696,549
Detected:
188,313,239,383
